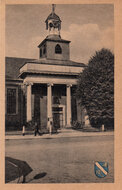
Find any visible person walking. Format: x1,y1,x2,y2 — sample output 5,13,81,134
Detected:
22,125,25,136
34,122,41,136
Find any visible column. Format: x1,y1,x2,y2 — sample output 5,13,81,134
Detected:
47,83,53,128
66,84,72,127
26,82,33,122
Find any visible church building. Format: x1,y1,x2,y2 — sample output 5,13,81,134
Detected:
5,5,86,131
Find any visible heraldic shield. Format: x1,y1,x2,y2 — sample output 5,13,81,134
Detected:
94,161,108,178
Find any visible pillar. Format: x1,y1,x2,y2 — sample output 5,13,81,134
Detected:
26,82,33,122
66,84,72,127
47,83,53,128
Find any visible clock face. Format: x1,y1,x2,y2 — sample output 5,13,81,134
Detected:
49,21,59,29
49,22,53,28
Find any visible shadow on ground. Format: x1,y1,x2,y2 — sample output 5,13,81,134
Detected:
27,172,47,183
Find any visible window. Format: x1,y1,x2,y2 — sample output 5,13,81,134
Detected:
55,44,62,54
52,107,63,112
53,96,60,104
7,88,18,114
40,48,42,57
43,45,46,54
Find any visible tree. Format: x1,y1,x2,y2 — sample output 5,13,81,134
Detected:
76,48,114,129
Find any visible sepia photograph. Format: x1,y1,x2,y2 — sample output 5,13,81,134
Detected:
5,3,114,184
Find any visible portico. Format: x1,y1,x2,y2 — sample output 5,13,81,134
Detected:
24,81,73,128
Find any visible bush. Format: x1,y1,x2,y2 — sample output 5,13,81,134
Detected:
72,121,83,129
25,120,35,131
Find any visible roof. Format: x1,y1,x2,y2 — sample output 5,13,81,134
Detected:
45,13,61,22
5,57,35,79
38,35,70,48
6,57,86,80
21,58,86,68
19,70,79,79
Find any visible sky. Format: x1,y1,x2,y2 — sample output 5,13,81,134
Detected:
5,4,114,64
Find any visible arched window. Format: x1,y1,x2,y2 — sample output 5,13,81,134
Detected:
40,49,42,57
43,45,46,54
55,44,62,54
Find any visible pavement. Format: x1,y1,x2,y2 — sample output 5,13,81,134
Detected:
6,132,114,183
5,128,114,140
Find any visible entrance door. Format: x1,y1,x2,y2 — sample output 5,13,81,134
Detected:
53,112,63,129
52,106,64,129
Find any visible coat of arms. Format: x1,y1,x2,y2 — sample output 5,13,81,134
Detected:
94,161,108,178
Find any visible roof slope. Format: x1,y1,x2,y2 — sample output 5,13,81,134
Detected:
45,13,61,22
38,35,70,48
24,58,86,68
5,57,35,79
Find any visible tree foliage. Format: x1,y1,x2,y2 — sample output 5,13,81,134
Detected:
76,48,114,128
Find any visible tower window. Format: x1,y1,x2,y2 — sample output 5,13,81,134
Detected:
55,44,62,54
43,45,46,54
40,49,42,57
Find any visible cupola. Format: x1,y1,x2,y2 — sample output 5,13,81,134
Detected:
45,4,61,36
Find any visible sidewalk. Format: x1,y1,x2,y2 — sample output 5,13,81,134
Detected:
5,128,114,140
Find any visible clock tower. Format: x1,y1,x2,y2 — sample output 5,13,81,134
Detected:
45,4,61,36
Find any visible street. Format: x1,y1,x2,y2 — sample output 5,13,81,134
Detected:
5,135,114,183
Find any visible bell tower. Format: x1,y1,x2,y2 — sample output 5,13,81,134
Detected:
38,4,70,61
45,4,61,36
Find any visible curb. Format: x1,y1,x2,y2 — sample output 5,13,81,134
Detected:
5,131,114,140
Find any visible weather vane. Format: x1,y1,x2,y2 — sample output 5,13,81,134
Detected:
52,4,56,14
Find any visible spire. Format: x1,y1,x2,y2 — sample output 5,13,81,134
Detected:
52,4,56,14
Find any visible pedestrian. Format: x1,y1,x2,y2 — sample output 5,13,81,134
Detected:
34,122,40,136
22,125,25,136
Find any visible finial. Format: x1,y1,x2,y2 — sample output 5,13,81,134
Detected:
52,4,56,14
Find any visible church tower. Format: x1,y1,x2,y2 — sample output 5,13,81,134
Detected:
38,4,71,61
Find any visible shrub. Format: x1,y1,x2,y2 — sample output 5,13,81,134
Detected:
72,121,83,129
25,120,35,131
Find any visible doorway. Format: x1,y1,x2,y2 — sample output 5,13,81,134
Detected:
52,105,65,129
53,112,63,129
